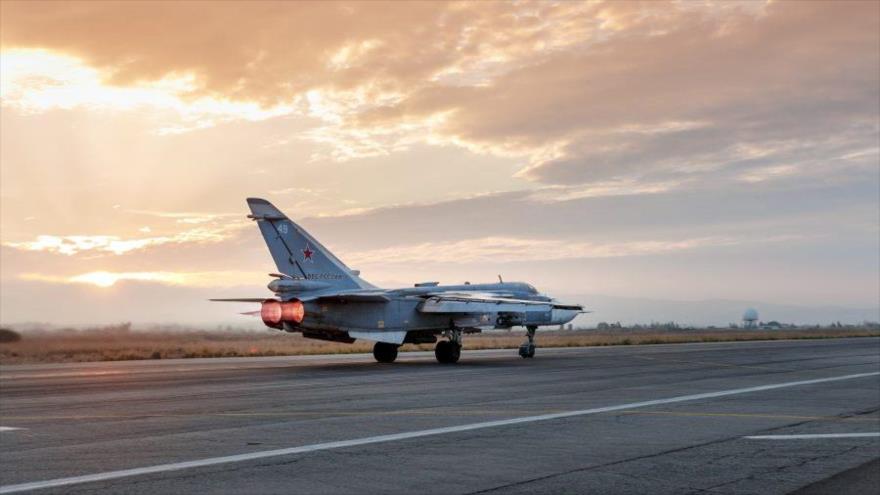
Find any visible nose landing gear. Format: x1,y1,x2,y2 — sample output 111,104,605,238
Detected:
519,325,537,358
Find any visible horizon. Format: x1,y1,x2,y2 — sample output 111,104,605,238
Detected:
2,1,878,327
3,291,877,329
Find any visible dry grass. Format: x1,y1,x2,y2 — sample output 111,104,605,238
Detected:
1,324,877,365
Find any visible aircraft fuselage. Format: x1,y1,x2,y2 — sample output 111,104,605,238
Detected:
280,282,580,342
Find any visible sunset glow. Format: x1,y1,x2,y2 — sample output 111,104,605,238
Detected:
1,0,877,325
1,49,294,134
22,270,257,288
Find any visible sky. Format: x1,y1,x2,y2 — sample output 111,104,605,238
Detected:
1,0,878,327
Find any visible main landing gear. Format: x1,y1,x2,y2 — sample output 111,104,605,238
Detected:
373,342,399,363
519,325,537,358
435,328,462,364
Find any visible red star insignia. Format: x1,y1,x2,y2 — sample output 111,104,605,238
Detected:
302,245,314,261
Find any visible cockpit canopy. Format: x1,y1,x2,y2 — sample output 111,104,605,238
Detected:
513,282,539,294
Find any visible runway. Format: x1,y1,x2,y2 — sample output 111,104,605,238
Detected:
1,338,878,494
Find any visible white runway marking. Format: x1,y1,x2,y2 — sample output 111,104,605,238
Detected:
0,371,877,494
0,427,24,432
746,433,880,440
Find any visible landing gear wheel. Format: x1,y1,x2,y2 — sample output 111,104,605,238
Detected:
519,343,536,358
435,340,461,364
373,342,399,363
519,325,537,358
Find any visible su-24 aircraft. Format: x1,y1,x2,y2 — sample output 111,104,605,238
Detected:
212,198,585,363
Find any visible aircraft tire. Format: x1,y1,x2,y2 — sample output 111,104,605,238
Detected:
519,344,535,358
435,341,449,363
435,340,461,364
373,342,399,363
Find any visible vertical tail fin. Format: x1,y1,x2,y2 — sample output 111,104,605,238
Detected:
246,198,373,290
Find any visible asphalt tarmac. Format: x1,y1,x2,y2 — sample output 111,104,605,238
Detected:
1,338,878,494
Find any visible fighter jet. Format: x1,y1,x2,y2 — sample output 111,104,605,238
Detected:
212,198,584,363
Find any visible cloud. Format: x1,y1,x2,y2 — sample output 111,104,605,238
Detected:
305,175,879,258
9,0,870,188
341,235,795,266
0,1,602,104
4,223,245,256
737,165,799,184
0,49,294,133
125,210,242,225
21,270,256,288
526,179,681,203
365,1,878,186
267,187,326,196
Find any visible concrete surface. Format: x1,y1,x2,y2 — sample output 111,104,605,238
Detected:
1,338,878,494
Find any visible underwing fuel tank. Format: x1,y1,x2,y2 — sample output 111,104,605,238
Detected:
495,313,524,328
495,307,580,328
267,279,332,293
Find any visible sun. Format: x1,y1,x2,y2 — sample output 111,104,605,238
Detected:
69,272,124,288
